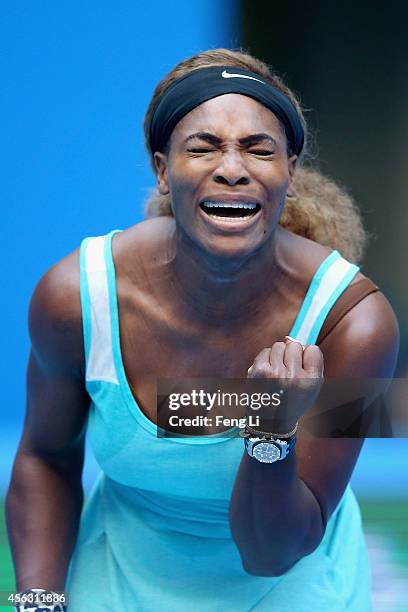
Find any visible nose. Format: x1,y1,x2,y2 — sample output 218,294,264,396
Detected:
213,151,250,186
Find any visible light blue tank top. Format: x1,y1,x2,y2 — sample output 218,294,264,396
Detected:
66,230,372,611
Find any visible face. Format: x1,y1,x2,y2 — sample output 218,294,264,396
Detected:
154,93,297,260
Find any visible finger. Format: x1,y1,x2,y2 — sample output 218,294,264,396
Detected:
268,341,286,371
283,338,304,374
302,345,324,377
285,335,306,350
248,348,272,375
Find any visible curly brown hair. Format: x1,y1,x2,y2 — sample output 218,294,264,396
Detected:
143,49,367,263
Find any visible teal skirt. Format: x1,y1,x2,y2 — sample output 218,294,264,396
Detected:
66,475,372,611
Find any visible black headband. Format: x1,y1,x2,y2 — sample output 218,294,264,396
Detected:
149,66,304,156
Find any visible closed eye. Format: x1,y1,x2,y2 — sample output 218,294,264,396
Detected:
249,149,275,156
187,148,216,153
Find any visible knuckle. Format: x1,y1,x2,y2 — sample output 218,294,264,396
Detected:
273,341,286,350
253,356,265,365
305,345,323,358
253,351,269,364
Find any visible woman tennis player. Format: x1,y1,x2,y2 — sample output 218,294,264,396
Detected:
7,49,399,611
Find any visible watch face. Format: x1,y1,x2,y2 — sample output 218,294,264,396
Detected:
253,441,281,463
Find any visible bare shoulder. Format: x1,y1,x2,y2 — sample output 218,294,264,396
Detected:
280,227,364,287
29,247,84,375
113,217,175,264
110,217,176,296
320,287,400,377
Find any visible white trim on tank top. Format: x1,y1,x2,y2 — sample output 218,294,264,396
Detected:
84,235,119,384
290,256,357,345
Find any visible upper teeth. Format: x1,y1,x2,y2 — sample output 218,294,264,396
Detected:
202,201,257,209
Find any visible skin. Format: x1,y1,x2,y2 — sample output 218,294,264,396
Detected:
6,93,400,589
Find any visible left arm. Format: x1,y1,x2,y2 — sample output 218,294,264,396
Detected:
229,291,399,576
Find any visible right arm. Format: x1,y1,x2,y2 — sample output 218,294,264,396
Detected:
6,250,90,593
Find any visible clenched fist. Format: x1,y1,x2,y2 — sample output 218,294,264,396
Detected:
246,337,324,430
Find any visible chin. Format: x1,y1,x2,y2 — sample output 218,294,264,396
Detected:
195,231,271,265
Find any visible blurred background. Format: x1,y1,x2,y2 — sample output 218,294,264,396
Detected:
1,2,407,610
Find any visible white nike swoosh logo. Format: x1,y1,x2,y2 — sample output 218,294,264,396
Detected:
221,69,265,84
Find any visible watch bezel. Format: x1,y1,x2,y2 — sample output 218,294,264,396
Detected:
244,435,296,463
252,439,282,463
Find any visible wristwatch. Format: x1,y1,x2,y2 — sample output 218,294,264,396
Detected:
244,435,297,463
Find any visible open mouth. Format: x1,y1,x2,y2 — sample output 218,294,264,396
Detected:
200,201,261,220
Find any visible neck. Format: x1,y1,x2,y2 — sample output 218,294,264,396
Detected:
166,225,285,322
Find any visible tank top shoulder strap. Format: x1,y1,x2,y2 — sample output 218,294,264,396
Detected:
317,277,379,345
288,250,360,346
79,229,122,384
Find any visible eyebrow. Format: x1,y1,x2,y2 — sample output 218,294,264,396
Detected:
184,132,222,146
184,131,277,147
239,133,277,147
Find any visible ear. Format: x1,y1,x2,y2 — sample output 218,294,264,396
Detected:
286,155,298,199
154,152,170,195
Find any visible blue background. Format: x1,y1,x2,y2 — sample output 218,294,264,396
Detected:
1,1,407,498
1,0,238,488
